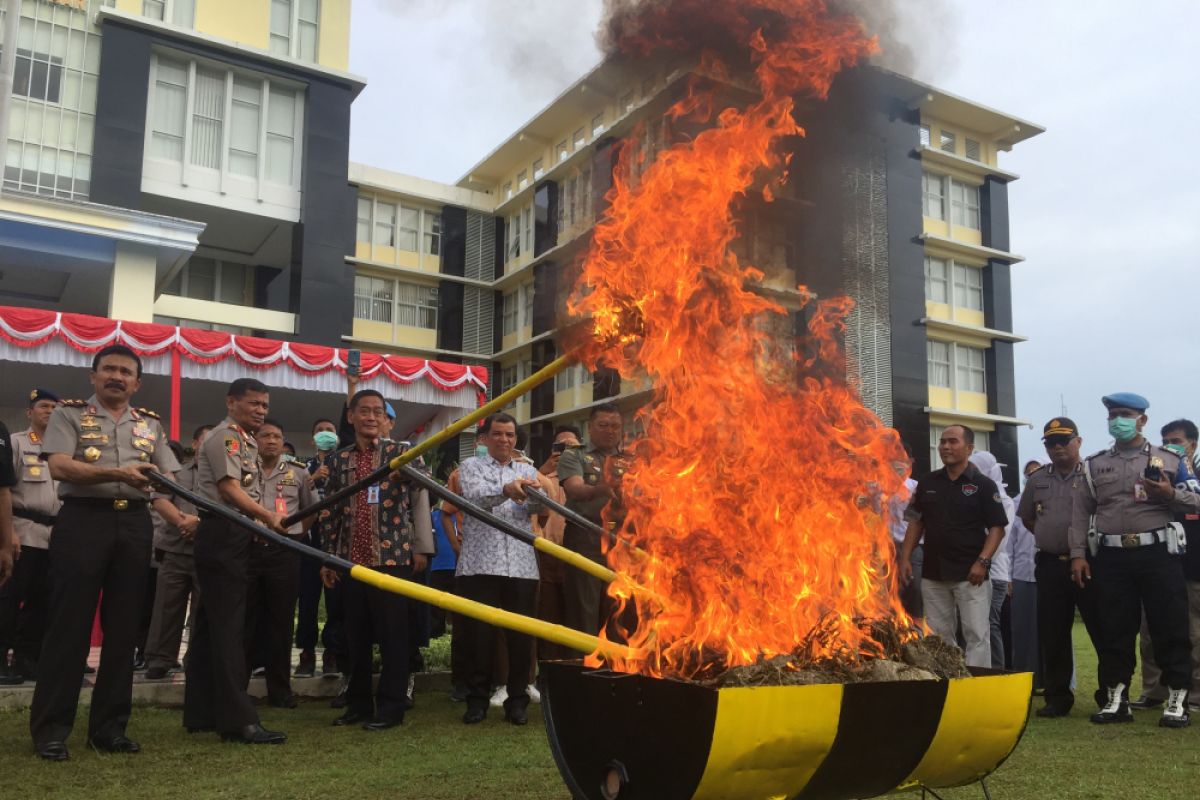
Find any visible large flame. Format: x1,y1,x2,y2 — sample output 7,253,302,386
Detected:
568,0,914,679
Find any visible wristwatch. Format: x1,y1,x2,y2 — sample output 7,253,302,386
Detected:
976,557,992,568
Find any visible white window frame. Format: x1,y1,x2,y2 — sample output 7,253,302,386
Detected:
354,274,393,323
924,256,949,304
939,129,955,154
520,282,534,331
919,123,931,148
355,194,443,260
928,340,987,396
922,171,945,220
952,263,984,313
965,138,982,161
501,291,518,335
143,0,195,27
532,158,544,181
270,0,320,62
950,181,981,230
164,257,252,306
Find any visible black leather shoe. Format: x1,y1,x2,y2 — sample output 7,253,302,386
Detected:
220,724,286,744
35,741,68,761
90,735,140,754
1035,705,1069,718
462,707,487,724
145,666,169,680
362,716,402,731
268,694,299,709
504,706,528,726
332,710,369,727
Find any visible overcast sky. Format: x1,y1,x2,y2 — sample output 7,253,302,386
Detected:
347,0,1200,473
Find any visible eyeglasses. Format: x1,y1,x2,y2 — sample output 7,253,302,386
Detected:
1043,436,1074,448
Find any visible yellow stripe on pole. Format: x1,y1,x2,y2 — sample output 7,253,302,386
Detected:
387,355,573,471
533,537,617,583
347,564,634,662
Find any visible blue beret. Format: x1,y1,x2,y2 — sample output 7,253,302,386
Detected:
1101,392,1149,412
28,388,60,406
385,401,396,420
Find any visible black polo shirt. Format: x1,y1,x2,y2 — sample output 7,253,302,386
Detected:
905,463,1008,582
0,421,15,488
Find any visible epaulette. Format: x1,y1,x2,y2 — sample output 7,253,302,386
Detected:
59,399,87,408
1086,448,1108,460
136,407,161,420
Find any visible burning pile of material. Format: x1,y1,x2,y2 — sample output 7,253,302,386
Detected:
568,0,926,682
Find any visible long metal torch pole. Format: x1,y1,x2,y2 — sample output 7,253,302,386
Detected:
149,472,632,661
282,355,572,528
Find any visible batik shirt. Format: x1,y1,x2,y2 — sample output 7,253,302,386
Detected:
455,454,540,580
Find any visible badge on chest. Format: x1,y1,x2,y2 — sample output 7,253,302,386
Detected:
368,485,381,504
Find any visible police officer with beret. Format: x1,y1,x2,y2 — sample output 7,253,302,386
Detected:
0,389,61,686
183,378,289,744
30,346,180,760
1070,392,1199,728
1017,417,1104,717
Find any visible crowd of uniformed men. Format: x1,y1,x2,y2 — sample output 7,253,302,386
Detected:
0,344,632,760
2,345,1197,759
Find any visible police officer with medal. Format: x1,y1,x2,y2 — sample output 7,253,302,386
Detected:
557,402,632,635
30,346,180,761
183,378,289,745
0,389,61,686
1070,392,1199,728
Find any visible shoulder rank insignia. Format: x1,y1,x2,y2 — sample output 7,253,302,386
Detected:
60,399,87,408
136,407,161,420
225,437,240,454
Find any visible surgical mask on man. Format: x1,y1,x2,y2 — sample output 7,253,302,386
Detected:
313,431,339,451
1165,443,1187,457
475,445,488,458
1108,417,1139,443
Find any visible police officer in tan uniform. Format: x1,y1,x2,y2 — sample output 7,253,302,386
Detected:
1070,392,1200,728
183,378,288,745
558,402,632,635
0,389,61,686
30,346,180,761
245,417,314,709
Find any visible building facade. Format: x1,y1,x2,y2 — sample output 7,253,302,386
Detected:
0,1,1042,483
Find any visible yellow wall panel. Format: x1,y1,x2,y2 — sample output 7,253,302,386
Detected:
113,0,140,14
196,0,269,49
352,318,393,343
957,392,989,415
955,309,986,327
925,300,951,321
373,244,397,265
928,386,954,409
397,251,421,270
394,326,437,350
923,218,949,237
355,241,370,259
318,0,351,71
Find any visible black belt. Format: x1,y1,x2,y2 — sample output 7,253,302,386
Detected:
1035,551,1071,563
13,507,57,526
62,497,148,512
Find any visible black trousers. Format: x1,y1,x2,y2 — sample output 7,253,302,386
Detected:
295,531,346,658
0,544,50,668
1090,543,1192,693
184,518,260,733
245,542,300,703
343,563,413,721
458,574,537,713
1035,553,1104,711
30,502,152,745
429,570,467,688
563,522,609,635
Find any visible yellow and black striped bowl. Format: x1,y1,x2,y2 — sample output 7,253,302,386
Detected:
541,661,1032,800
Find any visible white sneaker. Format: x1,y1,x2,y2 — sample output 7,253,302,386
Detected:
1160,688,1190,728
489,685,508,708
1089,683,1132,724
527,683,541,704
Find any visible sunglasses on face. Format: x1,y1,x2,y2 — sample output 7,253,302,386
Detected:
1044,436,1074,448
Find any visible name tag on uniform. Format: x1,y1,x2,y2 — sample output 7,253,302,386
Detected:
275,496,288,515
1134,483,1148,502
368,485,380,505
134,423,152,439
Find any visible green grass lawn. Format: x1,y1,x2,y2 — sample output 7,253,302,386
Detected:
3,623,1199,800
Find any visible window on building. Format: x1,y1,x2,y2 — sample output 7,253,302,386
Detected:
620,91,635,113
395,282,438,329
398,206,420,251
501,291,518,335
13,49,63,104
270,0,320,62
522,205,533,253
922,172,945,220
517,170,528,191
503,182,512,200
143,0,195,26
374,201,396,247
578,365,593,385
506,212,521,261
499,364,519,393
354,275,393,323
928,340,987,393
532,158,544,181
425,212,441,256
573,127,585,149
965,138,982,161
939,130,955,154
924,256,949,304
356,197,371,242
592,112,605,137
521,282,534,329
919,124,931,148
930,426,990,469
953,263,984,311
557,140,569,163
148,56,304,190
164,258,251,305
950,181,981,230
555,368,576,391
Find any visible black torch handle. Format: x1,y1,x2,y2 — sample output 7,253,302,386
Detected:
520,485,638,551
281,458,391,528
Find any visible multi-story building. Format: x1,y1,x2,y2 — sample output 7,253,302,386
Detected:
0,1,1042,484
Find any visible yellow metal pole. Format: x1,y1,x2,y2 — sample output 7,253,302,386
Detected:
387,355,573,471
347,564,634,661
532,537,617,583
